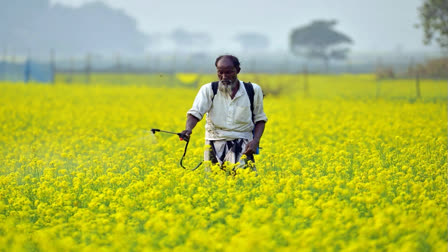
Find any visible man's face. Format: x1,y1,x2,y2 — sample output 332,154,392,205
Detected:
216,58,239,85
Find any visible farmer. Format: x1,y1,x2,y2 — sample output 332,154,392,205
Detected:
181,55,267,171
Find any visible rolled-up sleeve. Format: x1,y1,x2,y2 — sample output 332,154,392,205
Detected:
187,84,213,120
253,84,268,123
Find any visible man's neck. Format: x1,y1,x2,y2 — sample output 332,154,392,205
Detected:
230,80,240,99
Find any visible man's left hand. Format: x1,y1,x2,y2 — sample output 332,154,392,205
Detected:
244,139,259,155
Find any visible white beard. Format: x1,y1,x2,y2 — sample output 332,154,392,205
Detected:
218,80,238,96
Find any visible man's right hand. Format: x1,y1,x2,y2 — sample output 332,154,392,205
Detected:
182,114,200,142
180,129,192,142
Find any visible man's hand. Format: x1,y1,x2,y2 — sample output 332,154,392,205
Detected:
244,139,259,155
181,115,200,142
244,121,265,155
180,129,192,142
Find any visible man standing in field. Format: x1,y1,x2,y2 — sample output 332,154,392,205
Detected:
181,55,267,171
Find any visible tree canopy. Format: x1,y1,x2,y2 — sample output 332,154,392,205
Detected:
418,0,448,49
290,20,353,71
0,0,147,56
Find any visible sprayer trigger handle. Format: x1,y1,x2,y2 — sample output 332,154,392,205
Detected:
178,133,188,142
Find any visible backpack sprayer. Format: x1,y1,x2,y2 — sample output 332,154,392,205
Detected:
151,127,260,171
150,128,203,170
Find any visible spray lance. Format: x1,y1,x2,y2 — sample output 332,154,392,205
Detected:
151,128,203,170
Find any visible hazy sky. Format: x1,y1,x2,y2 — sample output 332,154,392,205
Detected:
50,0,439,53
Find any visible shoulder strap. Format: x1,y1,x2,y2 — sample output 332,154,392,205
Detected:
211,81,219,101
243,82,255,122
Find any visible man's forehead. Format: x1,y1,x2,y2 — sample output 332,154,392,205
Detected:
216,65,236,71
216,57,235,68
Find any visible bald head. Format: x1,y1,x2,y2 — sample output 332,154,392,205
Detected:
215,55,241,72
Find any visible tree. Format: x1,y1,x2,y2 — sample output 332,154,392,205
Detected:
290,20,353,72
417,0,448,49
0,0,148,56
234,32,270,51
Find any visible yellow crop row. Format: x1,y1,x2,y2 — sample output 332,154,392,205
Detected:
0,75,446,251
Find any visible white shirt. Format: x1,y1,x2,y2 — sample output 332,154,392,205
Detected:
187,80,268,141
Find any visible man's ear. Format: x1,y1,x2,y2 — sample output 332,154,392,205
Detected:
236,67,241,74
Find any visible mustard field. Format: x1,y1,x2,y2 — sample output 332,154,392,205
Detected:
0,74,447,251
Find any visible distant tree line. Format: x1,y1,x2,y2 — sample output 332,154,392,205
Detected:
1,0,444,78
0,0,147,56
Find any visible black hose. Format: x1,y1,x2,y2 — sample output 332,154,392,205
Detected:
152,128,202,170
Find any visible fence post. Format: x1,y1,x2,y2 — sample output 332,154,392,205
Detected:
285,56,290,73
171,53,177,86
153,55,159,74
68,57,74,83
50,49,55,84
303,64,309,98
146,54,151,73
85,53,91,84
346,60,352,73
115,53,121,72
1,47,6,81
376,79,381,99
251,57,256,73
416,70,421,99
115,53,123,84
11,50,16,82
24,56,31,83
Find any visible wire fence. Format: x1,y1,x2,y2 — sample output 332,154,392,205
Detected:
0,52,446,102
1,50,432,84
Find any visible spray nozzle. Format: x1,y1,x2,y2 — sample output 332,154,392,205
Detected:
151,128,188,142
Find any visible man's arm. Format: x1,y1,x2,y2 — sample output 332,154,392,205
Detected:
180,114,200,141
244,83,267,156
182,83,213,141
244,120,266,155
